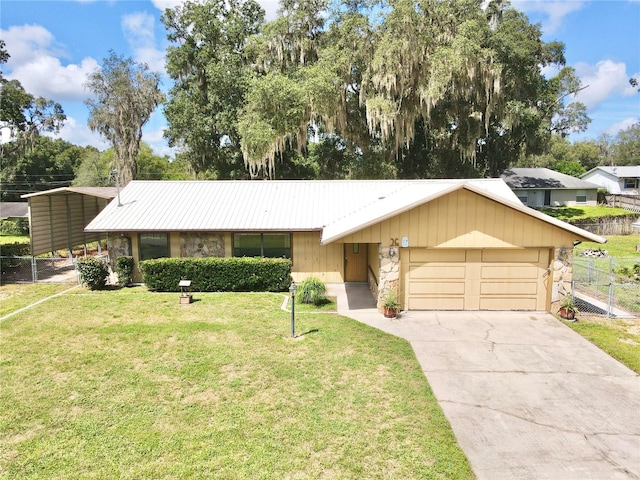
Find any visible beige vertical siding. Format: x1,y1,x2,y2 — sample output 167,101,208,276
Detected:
338,189,579,249
291,232,343,282
29,193,107,256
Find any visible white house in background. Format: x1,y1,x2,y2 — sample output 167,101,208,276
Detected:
500,168,599,208
581,166,640,195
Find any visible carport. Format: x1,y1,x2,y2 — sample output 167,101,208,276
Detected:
22,187,116,257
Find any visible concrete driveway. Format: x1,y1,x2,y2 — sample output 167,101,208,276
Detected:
332,284,640,480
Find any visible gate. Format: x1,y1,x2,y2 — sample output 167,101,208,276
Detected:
1,256,79,284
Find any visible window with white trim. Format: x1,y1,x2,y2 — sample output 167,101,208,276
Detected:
576,190,587,203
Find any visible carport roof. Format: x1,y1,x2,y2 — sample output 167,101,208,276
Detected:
22,187,118,200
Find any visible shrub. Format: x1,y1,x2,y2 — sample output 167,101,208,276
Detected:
297,277,327,305
115,256,134,287
139,257,292,292
0,243,30,257
77,257,110,290
0,218,29,235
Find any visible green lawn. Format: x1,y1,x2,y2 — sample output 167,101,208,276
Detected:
542,205,632,222
0,287,474,480
0,234,29,246
576,234,640,258
0,284,75,317
565,320,640,374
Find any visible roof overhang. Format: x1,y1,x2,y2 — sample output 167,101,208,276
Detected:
22,187,117,200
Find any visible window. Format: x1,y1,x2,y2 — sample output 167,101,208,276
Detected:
233,233,291,258
623,178,638,189
139,233,169,260
517,193,528,205
576,190,587,204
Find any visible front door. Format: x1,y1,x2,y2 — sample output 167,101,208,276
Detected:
345,243,368,282
544,190,551,206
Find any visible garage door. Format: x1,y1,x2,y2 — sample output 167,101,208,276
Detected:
406,248,550,311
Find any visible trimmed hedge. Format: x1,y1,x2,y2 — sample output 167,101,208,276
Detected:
139,257,292,292
115,256,134,287
77,257,110,290
0,243,30,257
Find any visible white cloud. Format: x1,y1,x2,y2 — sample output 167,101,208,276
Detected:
46,116,110,150
512,0,585,33
604,117,639,135
573,60,637,109
9,56,99,102
2,24,99,102
121,12,166,73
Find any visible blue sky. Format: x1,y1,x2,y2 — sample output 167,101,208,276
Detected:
2,0,639,158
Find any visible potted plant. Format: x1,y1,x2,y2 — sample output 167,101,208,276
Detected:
382,289,400,318
559,294,578,320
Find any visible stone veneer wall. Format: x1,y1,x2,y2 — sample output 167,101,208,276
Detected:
180,232,225,258
107,233,131,264
552,247,572,301
376,245,400,310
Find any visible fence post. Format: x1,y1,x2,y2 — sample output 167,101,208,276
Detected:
31,256,37,283
607,282,614,319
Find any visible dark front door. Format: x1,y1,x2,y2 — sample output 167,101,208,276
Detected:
345,243,368,282
544,190,551,206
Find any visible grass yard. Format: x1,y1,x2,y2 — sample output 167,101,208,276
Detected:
0,234,29,246
564,319,640,374
0,287,474,480
0,284,75,318
576,234,640,259
542,205,632,222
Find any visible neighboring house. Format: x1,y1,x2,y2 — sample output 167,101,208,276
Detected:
22,187,117,256
501,168,599,207
581,166,640,195
0,202,29,221
85,179,605,313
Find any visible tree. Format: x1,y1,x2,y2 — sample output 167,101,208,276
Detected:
0,40,66,158
611,123,640,166
164,0,590,179
554,160,585,177
1,137,85,201
84,51,164,186
162,0,264,179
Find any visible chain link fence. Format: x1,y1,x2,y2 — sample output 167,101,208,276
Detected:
571,256,640,318
1,256,79,284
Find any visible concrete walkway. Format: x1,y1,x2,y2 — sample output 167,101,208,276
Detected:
328,283,640,480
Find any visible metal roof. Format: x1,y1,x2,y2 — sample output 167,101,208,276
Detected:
582,166,640,179
84,179,605,244
22,187,118,200
85,179,515,233
501,168,600,190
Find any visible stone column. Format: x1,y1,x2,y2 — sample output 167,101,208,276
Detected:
377,245,400,310
552,246,573,300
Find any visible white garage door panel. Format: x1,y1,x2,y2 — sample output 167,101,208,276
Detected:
409,265,466,279
409,297,465,310
480,282,538,295
481,265,539,279
410,249,466,262
480,297,538,310
410,281,466,295
483,249,540,262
